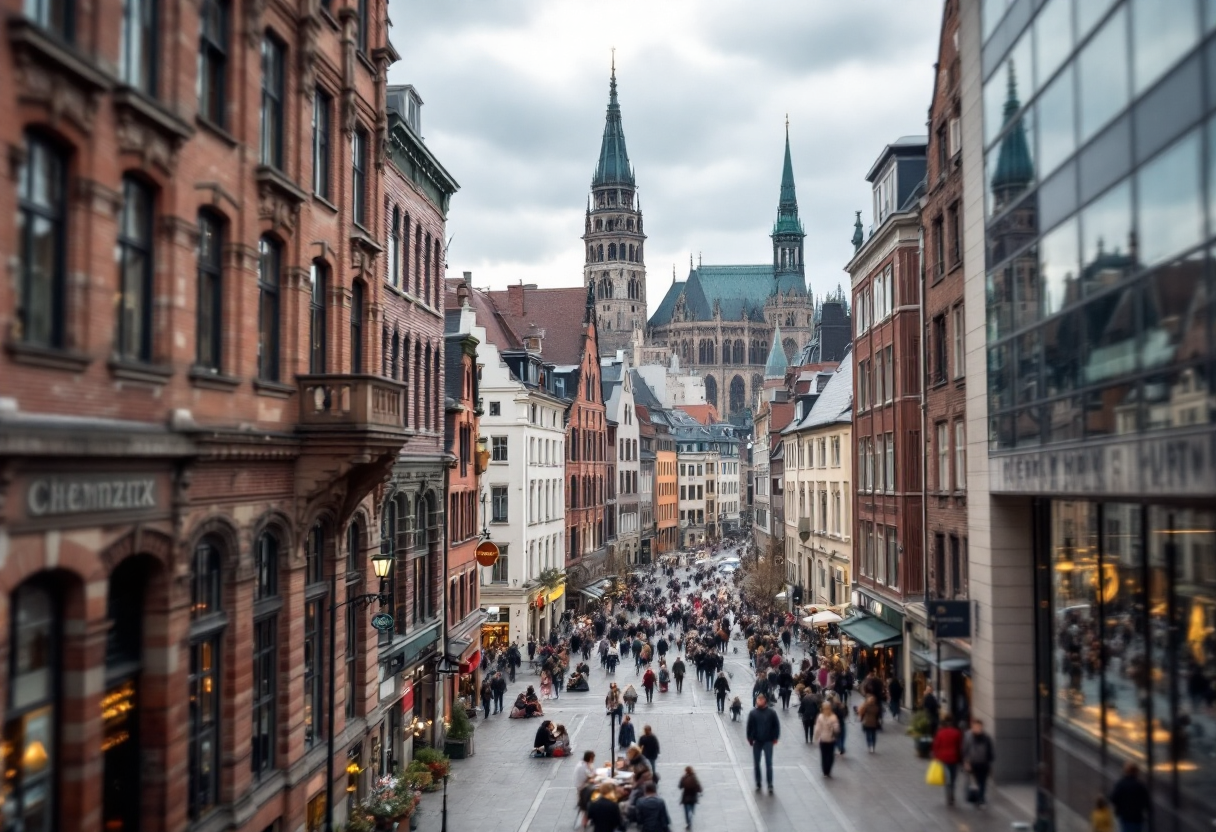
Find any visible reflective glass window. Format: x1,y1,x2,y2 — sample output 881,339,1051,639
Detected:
989,343,1012,412
1015,405,1043,446
1076,0,1117,41
1040,218,1080,318
1016,329,1043,405
1140,252,1206,375
1137,130,1203,267
1051,500,1101,739
987,268,1013,340
1134,55,1202,164
1099,503,1148,763
1079,115,1132,205
1046,395,1084,443
1083,281,1140,387
1037,65,1077,177
1079,179,1134,297
985,35,1033,148
1078,6,1130,145
1131,0,1199,96
1039,159,1078,235
1035,0,1073,86
1043,310,1084,398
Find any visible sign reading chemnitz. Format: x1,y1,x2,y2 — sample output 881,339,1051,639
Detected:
27,476,158,517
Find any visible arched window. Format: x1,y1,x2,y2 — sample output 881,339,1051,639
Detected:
189,537,224,817
388,206,400,287
414,225,423,294
6,579,60,831
729,376,746,414
252,530,278,779
423,232,432,302
350,280,364,372
705,375,718,410
423,343,432,431
310,260,327,373
608,243,616,260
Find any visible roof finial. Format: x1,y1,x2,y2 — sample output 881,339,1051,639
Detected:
785,113,789,134
698,251,702,268
611,47,616,80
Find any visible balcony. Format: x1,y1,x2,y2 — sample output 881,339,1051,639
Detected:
297,374,406,432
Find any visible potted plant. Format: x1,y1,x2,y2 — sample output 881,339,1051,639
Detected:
444,702,475,759
358,773,421,831
413,747,451,783
907,709,935,758
403,763,433,792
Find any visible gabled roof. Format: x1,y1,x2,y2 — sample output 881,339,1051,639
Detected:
628,369,663,410
786,360,853,432
445,279,520,354
675,404,719,425
485,286,594,367
647,265,806,327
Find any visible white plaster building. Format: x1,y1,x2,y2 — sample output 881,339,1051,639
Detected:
603,354,642,565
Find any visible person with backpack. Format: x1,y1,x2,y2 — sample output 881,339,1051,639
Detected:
679,766,703,829
858,693,884,753
963,719,995,807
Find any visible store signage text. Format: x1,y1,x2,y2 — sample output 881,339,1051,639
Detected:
991,433,1216,496
27,476,158,517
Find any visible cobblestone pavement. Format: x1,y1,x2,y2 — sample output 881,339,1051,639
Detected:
414,565,1036,832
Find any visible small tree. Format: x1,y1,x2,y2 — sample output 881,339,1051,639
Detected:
740,535,787,613
537,567,565,591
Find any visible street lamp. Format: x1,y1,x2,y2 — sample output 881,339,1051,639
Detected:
325,555,394,832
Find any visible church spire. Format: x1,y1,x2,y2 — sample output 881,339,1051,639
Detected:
764,325,788,380
990,60,1034,203
772,121,806,293
593,59,634,187
778,116,797,213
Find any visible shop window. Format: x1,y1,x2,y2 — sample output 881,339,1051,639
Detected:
189,538,225,818
104,559,147,831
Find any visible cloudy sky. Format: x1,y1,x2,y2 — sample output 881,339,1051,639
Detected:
385,1,943,313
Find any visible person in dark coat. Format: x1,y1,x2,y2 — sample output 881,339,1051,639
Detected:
672,656,686,693
888,675,904,719
617,714,637,752
777,669,794,710
679,766,703,829
638,725,661,780
479,676,492,719
1109,762,1150,832
746,693,781,792
798,688,822,742
490,672,507,714
714,671,731,713
752,674,771,706
585,784,624,832
633,782,672,832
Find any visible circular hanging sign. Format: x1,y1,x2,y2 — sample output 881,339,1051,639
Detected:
475,540,500,567
370,612,395,632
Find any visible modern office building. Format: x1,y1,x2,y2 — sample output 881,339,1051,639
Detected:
963,0,1216,829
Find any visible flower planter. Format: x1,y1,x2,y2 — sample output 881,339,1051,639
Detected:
913,736,934,758
444,735,473,759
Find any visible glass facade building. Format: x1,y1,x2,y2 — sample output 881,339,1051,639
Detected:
981,1,1216,830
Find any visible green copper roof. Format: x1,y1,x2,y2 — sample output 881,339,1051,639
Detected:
764,325,788,379
593,69,634,187
851,210,864,252
991,61,1034,193
772,125,804,237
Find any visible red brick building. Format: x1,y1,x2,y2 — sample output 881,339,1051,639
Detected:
441,280,483,720
487,284,608,600
0,0,442,828
919,0,970,715
846,138,927,693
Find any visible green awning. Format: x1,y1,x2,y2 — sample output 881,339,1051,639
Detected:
839,615,903,648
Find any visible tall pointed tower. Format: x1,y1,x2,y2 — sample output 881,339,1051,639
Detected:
771,122,807,295
584,62,647,356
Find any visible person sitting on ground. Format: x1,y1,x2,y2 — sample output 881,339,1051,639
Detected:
551,723,572,756
509,692,528,719
524,686,544,717
533,720,556,756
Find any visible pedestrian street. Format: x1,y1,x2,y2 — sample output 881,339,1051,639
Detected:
412,595,1036,832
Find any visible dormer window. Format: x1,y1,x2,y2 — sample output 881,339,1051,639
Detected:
873,165,896,225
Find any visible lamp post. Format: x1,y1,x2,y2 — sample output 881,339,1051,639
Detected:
441,772,450,832
607,704,621,777
326,551,394,832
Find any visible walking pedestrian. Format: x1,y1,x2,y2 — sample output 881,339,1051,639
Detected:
605,682,623,716
617,714,637,751
922,685,941,735
623,683,639,714
1108,762,1150,832
888,675,904,720
678,766,703,830
633,782,672,832
798,688,821,743
490,671,507,714
638,725,660,780
479,676,492,719
745,693,780,793
751,673,770,706
527,635,536,663
931,715,964,806
963,719,995,807
672,656,686,693
642,667,657,704
714,671,730,713
859,693,883,753
812,701,841,777
507,642,522,683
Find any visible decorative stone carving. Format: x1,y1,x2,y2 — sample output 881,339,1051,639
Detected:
74,178,123,215
245,0,268,48
115,109,177,174
13,51,101,133
258,179,300,234
299,15,321,99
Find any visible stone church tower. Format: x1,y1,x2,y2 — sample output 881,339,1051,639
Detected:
584,66,647,356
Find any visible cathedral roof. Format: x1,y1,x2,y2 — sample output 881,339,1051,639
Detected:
772,125,804,237
764,325,788,379
646,265,806,327
593,68,634,188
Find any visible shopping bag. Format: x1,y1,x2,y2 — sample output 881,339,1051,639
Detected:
925,759,946,786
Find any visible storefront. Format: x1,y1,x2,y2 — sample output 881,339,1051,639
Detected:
839,614,903,683
480,606,511,652
1036,500,1215,831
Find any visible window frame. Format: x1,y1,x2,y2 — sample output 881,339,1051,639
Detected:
25,0,73,40
188,538,225,819
312,88,332,198
116,176,155,362
491,436,508,462
936,421,950,492
350,280,364,373
195,211,224,372
952,305,965,379
259,34,285,169
954,420,967,492
198,0,227,125
16,132,68,349
351,127,368,228
257,236,281,381
309,259,327,374
120,0,157,93
491,485,508,523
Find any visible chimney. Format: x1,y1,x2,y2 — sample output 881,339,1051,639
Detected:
507,281,526,317
456,271,471,307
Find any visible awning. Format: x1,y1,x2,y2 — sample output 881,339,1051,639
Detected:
578,578,612,600
446,637,472,661
774,591,788,601
838,615,903,648
459,649,481,675
912,649,971,672
547,584,565,603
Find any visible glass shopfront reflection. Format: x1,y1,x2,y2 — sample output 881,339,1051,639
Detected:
1044,500,1216,828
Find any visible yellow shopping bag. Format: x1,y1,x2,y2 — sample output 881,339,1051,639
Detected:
925,759,946,786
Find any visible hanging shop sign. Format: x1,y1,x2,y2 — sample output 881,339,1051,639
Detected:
930,600,971,639
475,540,500,567
371,612,395,632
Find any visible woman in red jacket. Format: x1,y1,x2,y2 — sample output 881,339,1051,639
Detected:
931,716,964,806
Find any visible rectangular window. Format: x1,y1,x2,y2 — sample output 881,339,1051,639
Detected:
25,0,72,39
886,526,899,589
488,401,500,416
188,636,220,818
949,535,961,598
884,345,894,402
952,305,965,378
491,485,508,522
197,0,226,124
196,212,223,371
933,216,945,279
954,420,966,491
345,604,358,719
874,434,885,491
873,272,885,321
303,600,322,750
120,0,156,93
933,315,947,383
251,618,275,778
947,202,961,266
935,533,946,596
257,237,281,380
490,548,509,583
352,127,368,227
876,525,886,583
885,432,895,492
831,436,840,467
312,89,331,198
875,350,884,403
937,422,950,492
356,0,368,51
309,261,327,374
117,177,154,362
16,133,67,348
350,280,363,373
492,436,507,461
260,35,284,168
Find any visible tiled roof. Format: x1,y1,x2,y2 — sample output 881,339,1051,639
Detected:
675,404,719,425
628,369,663,409
648,265,806,326
445,279,520,354
789,360,853,431
647,280,685,328
485,286,593,367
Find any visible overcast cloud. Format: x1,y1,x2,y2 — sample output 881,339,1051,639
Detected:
386,0,943,312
